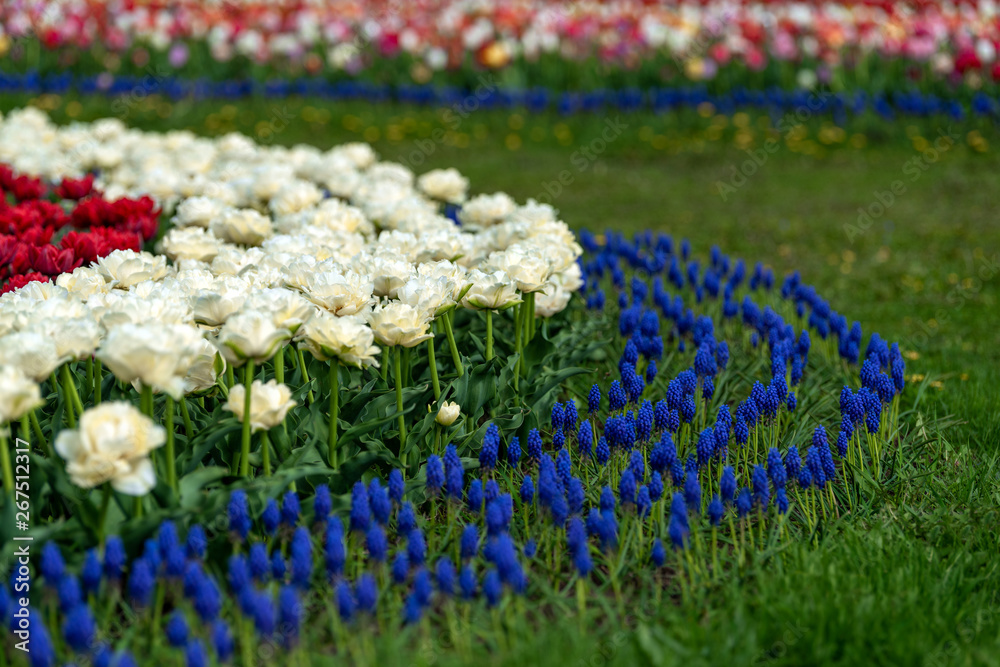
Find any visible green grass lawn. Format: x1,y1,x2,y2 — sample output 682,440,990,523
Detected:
4,94,999,665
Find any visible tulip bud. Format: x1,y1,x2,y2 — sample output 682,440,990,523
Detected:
436,401,461,426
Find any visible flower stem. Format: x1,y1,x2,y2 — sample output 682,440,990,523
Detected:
513,303,522,392
427,339,440,401
262,430,272,476
29,410,48,456
393,347,406,463
275,345,285,384
295,347,314,405
485,310,494,361
328,360,339,468
0,433,13,501
239,361,255,477
180,397,194,441
97,484,111,544
140,383,153,419
94,360,103,404
62,364,84,425
442,312,463,377
528,292,537,339
165,396,177,494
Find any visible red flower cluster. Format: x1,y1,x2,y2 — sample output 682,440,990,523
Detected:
0,165,159,294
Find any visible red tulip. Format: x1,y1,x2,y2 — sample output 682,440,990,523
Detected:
0,235,18,265
70,196,113,228
33,245,81,276
60,231,103,264
10,175,46,202
1,272,48,295
56,174,96,200
0,165,14,190
8,243,35,275
19,226,55,247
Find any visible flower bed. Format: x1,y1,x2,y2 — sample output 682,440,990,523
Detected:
2,1,999,110
0,164,158,293
0,109,909,664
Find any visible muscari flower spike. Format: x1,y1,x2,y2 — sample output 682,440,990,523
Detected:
313,484,332,521
369,479,392,525
507,436,521,467
350,480,371,532
356,573,378,615
261,498,280,535
425,455,444,495
683,472,701,514
588,384,601,413
281,491,300,527
227,490,251,540
388,469,405,504
707,494,724,526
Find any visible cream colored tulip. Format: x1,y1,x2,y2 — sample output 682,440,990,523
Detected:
224,380,297,433
216,310,291,366
436,401,461,426
300,311,380,368
0,332,61,382
97,322,205,399
96,250,169,289
54,401,165,495
462,270,522,310
367,302,433,348
0,365,44,423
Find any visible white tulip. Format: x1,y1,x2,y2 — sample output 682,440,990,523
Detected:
172,195,227,228
224,380,297,433
184,337,226,394
485,247,551,293
367,302,434,348
96,250,170,289
0,332,61,381
458,192,516,230
436,401,461,426
35,315,102,362
211,208,272,246
300,311,380,368
462,270,522,310
97,323,205,399
244,288,315,334
301,270,374,316
417,168,469,204
55,266,109,299
160,226,223,263
397,275,456,321
0,365,44,423
216,310,291,366
54,401,165,495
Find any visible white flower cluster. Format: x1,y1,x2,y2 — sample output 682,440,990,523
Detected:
0,108,584,491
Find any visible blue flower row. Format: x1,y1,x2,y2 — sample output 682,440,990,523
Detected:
2,70,998,122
